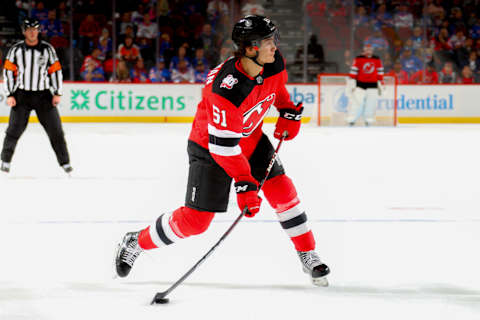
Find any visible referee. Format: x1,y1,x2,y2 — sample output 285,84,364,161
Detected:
1,18,72,174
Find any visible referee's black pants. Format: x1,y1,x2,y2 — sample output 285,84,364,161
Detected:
1,90,70,165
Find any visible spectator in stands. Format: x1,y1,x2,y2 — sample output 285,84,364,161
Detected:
111,60,132,82
192,47,209,68
394,4,414,29
136,13,158,40
410,62,439,84
391,38,404,61
159,33,174,61
241,0,265,16
353,6,370,28
57,1,69,23
79,14,102,55
400,49,423,75
170,46,191,70
171,59,195,83
373,4,394,29
198,23,221,66
410,26,425,50
207,0,228,29
388,60,409,84
31,1,48,24
130,59,150,83
149,57,171,82
459,65,475,83
467,51,479,74
80,48,102,73
394,4,414,40
132,3,147,25
329,0,347,19
41,9,64,39
470,18,480,40
119,12,134,36
439,61,458,83
81,58,106,82
97,29,112,61
117,36,142,66
194,61,209,83
364,27,389,57
448,29,466,49
426,0,445,20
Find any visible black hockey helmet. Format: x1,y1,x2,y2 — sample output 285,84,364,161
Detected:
232,15,279,50
21,18,40,32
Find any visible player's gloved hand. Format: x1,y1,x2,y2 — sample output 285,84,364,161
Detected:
234,179,262,217
274,102,304,141
377,80,386,96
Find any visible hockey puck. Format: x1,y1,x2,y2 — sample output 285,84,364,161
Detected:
152,297,170,304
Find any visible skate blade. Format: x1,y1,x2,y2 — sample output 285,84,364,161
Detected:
312,276,329,287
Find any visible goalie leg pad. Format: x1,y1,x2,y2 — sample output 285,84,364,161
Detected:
263,174,315,252
364,88,379,124
138,207,214,249
346,87,366,124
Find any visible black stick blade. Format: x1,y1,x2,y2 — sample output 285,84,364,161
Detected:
151,292,170,305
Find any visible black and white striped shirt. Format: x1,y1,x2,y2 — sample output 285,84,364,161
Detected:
3,40,63,96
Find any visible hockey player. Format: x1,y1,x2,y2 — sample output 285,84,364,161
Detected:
1,18,72,173
346,44,385,126
115,15,330,286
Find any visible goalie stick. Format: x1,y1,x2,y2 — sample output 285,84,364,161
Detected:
151,132,288,305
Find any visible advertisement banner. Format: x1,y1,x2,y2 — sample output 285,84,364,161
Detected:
1,81,479,123
0,82,317,122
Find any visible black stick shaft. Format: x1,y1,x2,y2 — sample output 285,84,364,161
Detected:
151,134,286,304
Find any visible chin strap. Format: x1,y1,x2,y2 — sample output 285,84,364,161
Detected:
245,51,264,67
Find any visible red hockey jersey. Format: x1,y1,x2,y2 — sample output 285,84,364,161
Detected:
188,50,295,182
349,55,384,88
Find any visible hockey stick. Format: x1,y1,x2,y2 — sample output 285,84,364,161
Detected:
151,132,288,304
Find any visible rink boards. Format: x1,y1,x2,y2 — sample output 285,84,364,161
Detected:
0,82,480,123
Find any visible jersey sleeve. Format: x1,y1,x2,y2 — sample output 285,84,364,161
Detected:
274,83,296,110
3,46,18,96
349,58,359,79
206,93,255,183
376,58,384,81
46,44,63,95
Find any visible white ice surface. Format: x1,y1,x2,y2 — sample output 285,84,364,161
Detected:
1,122,480,320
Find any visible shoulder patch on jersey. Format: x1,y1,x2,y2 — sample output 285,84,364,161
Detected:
262,50,285,79
212,58,255,108
220,74,238,89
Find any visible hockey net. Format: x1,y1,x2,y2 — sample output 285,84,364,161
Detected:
316,74,397,126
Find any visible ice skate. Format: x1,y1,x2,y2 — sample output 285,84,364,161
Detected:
297,250,330,286
115,231,143,278
0,162,10,173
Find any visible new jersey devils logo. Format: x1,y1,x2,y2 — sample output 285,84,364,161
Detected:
242,93,275,136
362,62,375,74
220,74,238,89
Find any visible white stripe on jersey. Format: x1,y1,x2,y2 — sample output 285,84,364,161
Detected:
207,123,242,138
209,143,242,156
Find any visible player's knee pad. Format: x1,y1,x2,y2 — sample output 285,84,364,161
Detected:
170,206,215,237
262,174,300,213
